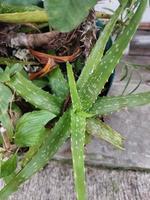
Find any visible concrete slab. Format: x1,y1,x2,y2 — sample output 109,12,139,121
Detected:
8,161,150,200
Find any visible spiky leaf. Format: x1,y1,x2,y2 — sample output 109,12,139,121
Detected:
67,63,82,111
90,92,150,116
67,63,86,200
71,112,87,200
6,72,60,115
86,118,124,149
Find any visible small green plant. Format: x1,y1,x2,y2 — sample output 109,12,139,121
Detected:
0,0,149,199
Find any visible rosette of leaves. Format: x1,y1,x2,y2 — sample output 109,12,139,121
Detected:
0,1,149,200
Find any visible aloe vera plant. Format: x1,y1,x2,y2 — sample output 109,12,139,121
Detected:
0,0,149,200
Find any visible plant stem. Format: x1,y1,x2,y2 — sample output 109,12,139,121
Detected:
0,10,48,23
0,126,11,150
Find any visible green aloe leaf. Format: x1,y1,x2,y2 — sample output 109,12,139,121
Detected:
44,0,97,32
6,72,60,115
90,92,150,116
71,112,87,200
86,118,124,149
78,0,128,87
0,83,13,137
0,154,17,178
67,63,82,111
48,68,69,103
0,111,70,199
78,0,147,111
21,144,42,168
67,63,86,200
15,110,56,147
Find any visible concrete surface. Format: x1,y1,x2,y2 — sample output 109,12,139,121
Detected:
9,161,150,200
